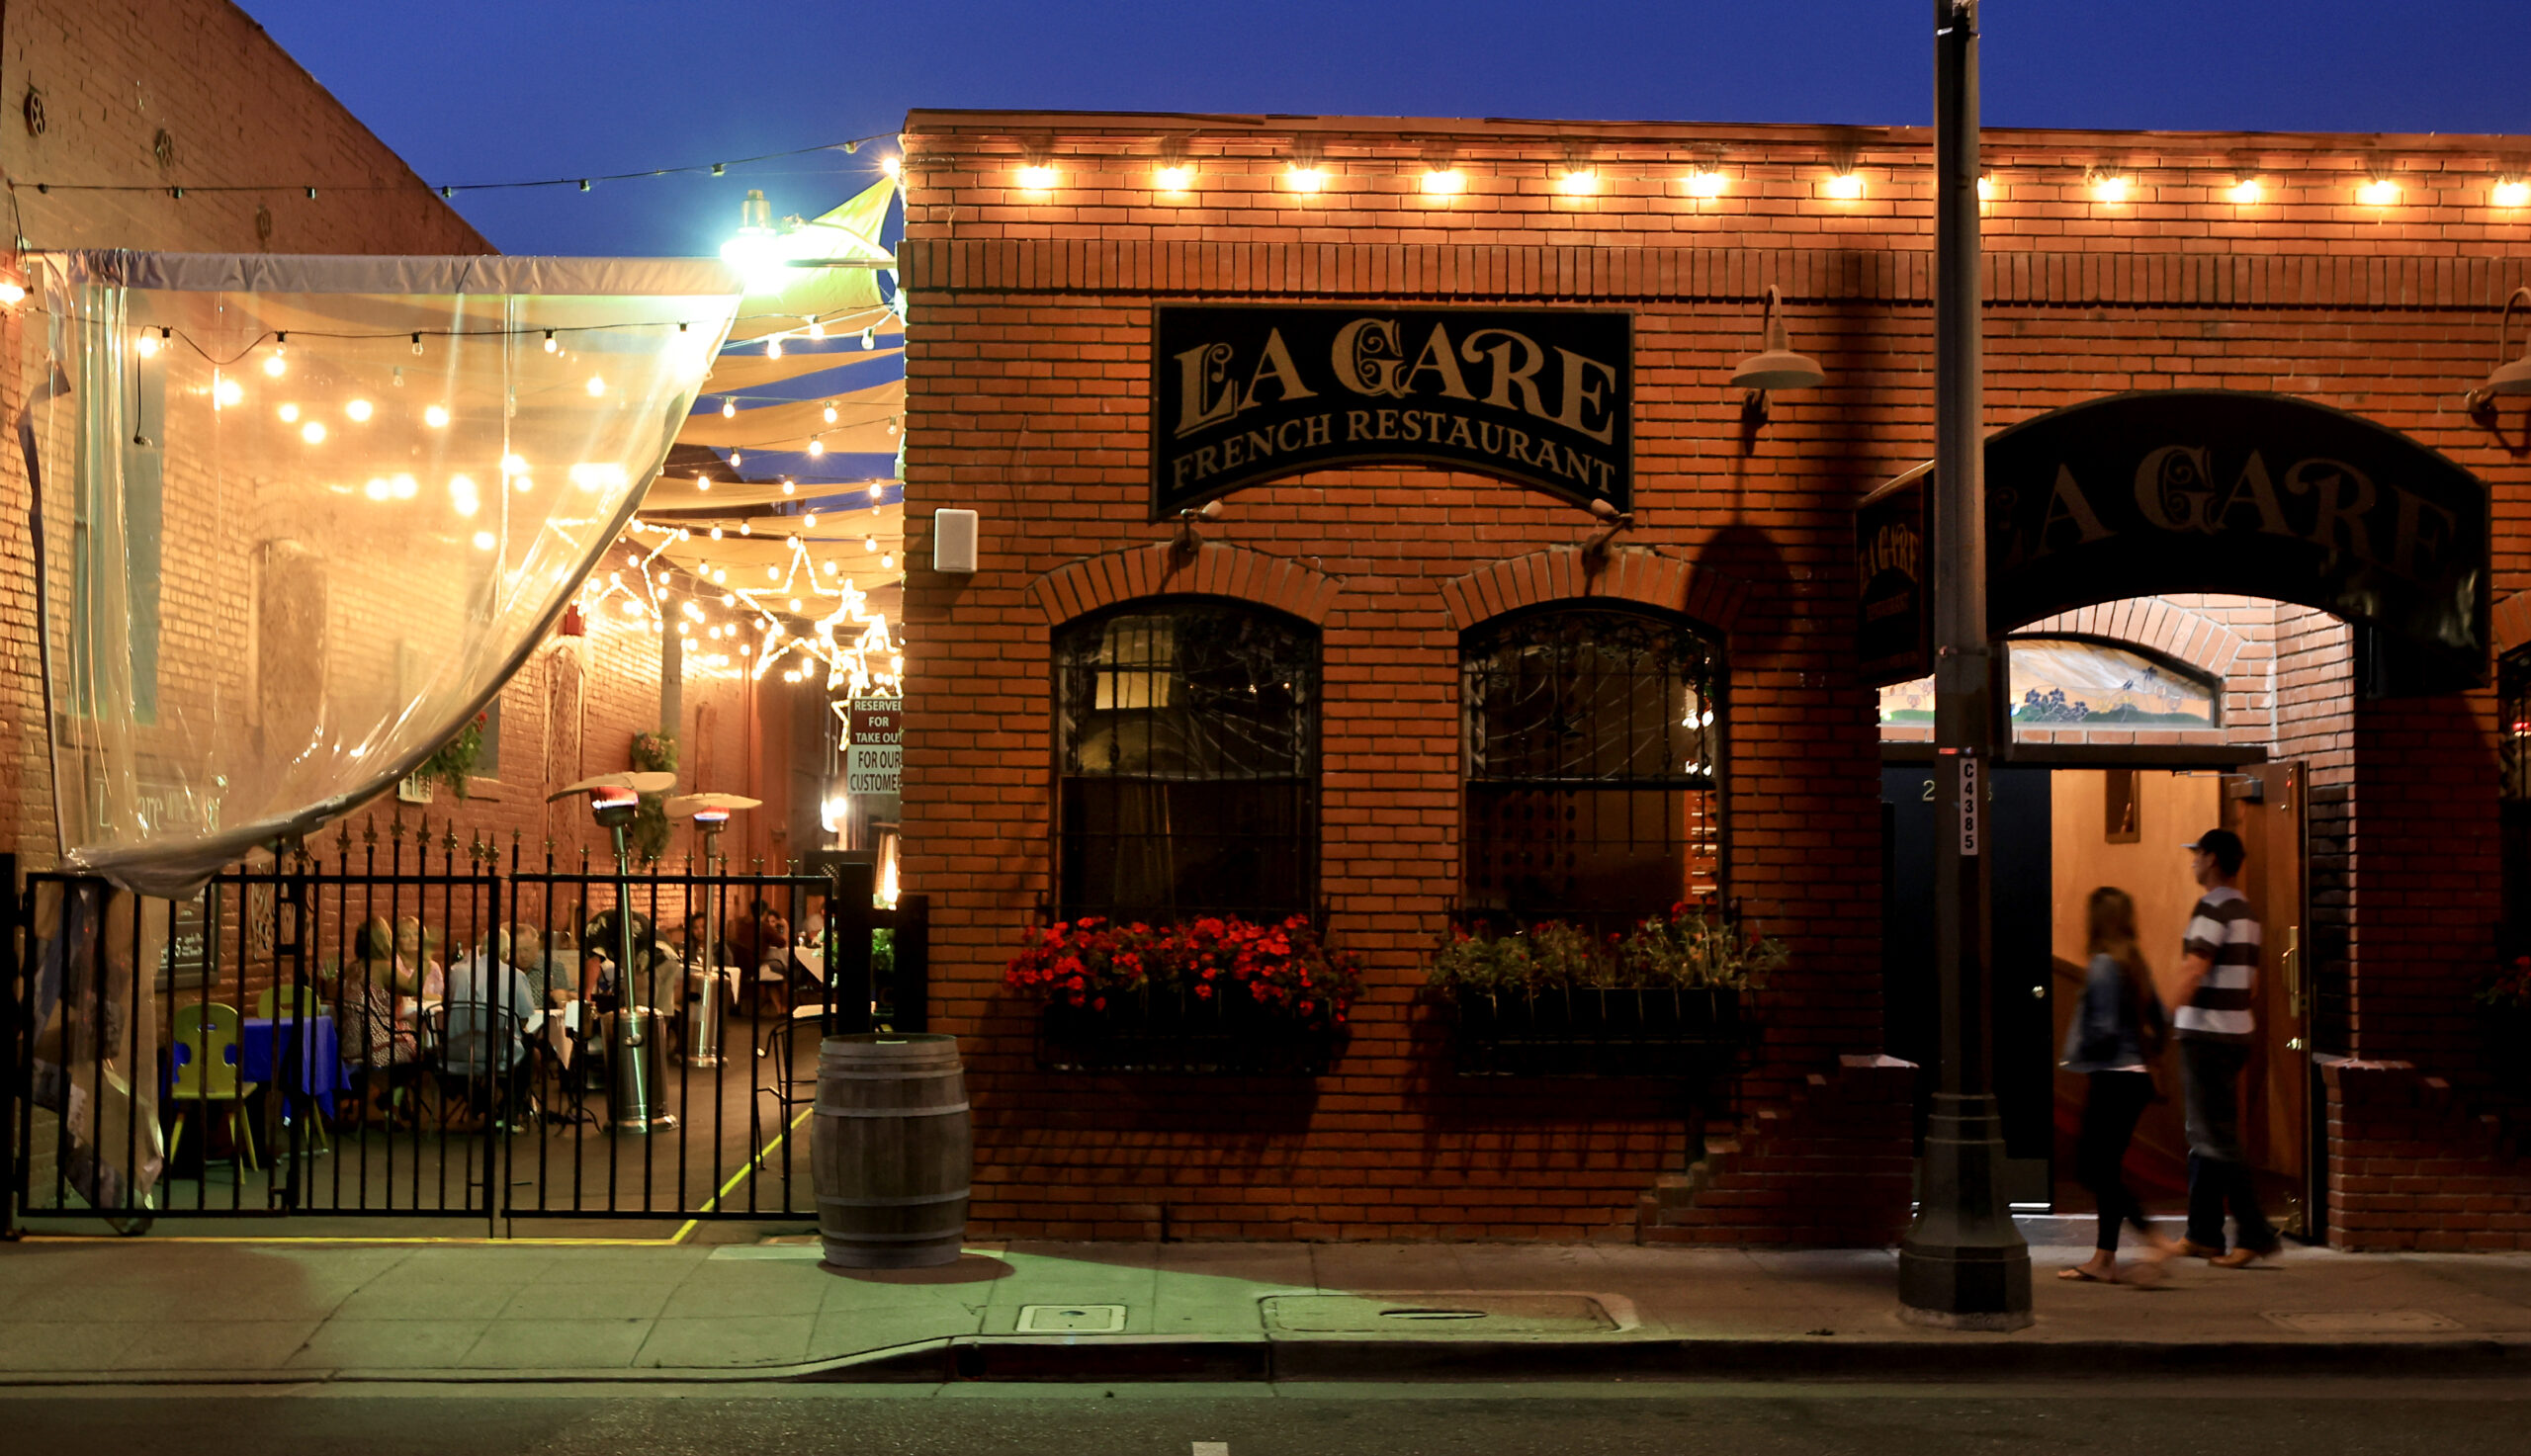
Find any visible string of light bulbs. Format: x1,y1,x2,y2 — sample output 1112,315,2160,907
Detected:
11,132,903,201
999,150,2531,211
583,520,901,694
35,298,897,372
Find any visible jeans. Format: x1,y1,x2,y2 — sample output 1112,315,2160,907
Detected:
2077,1071,2157,1252
2180,1037,2277,1253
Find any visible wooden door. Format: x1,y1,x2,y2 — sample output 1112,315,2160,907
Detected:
2221,761,2309,1227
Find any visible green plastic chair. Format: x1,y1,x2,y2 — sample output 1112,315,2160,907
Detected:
167,1001,259,1176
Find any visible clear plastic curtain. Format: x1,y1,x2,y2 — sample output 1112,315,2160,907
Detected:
20,252,742,897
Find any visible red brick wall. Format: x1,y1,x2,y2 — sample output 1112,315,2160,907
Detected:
2326,1060,2531,1251
899,112,2527,1242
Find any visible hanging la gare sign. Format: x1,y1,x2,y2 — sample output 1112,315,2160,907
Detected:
1151,304,1632,519
1853,389,2489,695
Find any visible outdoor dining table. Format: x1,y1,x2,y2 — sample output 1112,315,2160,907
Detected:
237,1014,346,1098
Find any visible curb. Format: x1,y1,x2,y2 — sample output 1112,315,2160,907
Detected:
3,1333,2524,1388
803,1332,2531,1384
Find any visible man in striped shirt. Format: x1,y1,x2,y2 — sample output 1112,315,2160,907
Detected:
2171,827,2279,1267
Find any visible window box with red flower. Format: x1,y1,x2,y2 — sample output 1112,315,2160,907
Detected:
2479,952,2531,1098
1432,903,1784,1077
1004,914,1360,1074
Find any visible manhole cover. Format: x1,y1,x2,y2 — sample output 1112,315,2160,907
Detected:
1263,1293,1617,1334
2261,1310,2461,1333
1017,1303,1127,1333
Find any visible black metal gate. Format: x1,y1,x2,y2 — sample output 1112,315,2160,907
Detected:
1,829,927,1237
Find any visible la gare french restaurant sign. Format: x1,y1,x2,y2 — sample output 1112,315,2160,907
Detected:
1855,390,2489,696
1152,304,1632,519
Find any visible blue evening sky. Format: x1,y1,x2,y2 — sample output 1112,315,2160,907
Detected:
236,1,2531,257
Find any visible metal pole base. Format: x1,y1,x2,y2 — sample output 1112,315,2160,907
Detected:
1899,1092,2033,1329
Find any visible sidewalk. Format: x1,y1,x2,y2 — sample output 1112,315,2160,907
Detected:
2,1222,2527,1384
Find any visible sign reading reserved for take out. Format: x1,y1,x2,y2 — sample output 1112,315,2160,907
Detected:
846,697,902,796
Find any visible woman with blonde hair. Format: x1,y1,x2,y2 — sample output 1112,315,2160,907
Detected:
2059,886,2176,1283
393,915,446,999
339,916,419,1122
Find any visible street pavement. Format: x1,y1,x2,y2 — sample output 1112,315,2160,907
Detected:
3,1222,2531,1383
1,1380,2528,1456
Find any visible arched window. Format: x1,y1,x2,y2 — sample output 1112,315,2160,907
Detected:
1461,605,1724,929
1053,599,1318,924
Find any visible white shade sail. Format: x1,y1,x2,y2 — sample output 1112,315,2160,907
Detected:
702,337,899,394
673,378,904,449
21,251,742,896
639,476,895,513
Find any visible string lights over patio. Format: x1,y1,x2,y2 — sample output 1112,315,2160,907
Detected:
583,514,903,697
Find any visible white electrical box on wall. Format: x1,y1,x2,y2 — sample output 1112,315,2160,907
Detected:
933,508,979,573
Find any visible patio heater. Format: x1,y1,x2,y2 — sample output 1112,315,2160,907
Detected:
667,793,760,1069
549,770,679,1134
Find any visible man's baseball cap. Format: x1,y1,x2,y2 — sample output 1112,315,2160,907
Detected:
2182,827,2245,862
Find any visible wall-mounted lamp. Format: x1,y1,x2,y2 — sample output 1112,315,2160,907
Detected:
1581,496,1635,568
1172,499,1224,559
1729,285,1827,424
2466,286,2531,422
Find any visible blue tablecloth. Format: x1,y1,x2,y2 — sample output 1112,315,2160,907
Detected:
238,1015,344,1098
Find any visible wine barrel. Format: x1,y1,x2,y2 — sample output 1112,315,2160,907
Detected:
814,1033,971,1269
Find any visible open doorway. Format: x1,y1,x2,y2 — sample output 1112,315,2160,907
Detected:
2044,765,2307,1228
1880,598,2342,1235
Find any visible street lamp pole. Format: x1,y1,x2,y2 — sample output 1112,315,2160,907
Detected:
1899,0,2033,1329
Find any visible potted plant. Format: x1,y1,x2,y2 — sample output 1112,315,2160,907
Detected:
628,732,677,863
408,711,488,801
1004,914,1362,1074
1431,901,1786,1076
2478,953,2531,1097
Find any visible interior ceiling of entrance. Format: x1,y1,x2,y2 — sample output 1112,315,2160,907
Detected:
1878,593,2352,767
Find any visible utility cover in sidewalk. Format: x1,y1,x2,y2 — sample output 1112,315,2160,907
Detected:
711,1238,825,1260
1264,1293,1617,1334
2261,1310,2461,1333
1017,1304,1127,1333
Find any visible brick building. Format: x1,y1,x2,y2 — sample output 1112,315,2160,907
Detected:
896,110,2531,1248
